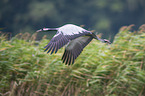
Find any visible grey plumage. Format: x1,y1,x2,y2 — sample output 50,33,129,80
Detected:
62,36,93,65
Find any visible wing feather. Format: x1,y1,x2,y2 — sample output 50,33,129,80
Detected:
51,43,56,54
44,30,91,54
46,43,53,53
55,42,59,53
62,36,93,65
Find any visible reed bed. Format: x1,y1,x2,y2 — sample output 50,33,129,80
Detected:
0,25,145,96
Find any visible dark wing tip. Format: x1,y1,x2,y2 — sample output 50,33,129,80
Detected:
61,47,84,65
62,50,75,65
44,34,70,54
61,36,93,65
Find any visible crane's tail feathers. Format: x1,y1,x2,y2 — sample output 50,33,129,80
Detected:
91,32,111,44
103,39,111,44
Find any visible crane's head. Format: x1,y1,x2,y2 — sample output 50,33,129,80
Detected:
36,28,58,32
36,28,49,32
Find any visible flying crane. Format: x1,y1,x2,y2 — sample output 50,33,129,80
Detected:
37,24,111,65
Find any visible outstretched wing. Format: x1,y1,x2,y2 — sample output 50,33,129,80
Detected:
62,36,93,65
44,24,92,54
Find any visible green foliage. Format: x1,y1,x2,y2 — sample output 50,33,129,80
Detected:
0,25,145,96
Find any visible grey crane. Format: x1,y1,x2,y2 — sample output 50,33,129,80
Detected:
37,24,111,65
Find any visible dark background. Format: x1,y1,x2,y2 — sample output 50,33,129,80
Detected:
0,0,145,41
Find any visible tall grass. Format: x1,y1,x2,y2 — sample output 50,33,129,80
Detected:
0,25,145,96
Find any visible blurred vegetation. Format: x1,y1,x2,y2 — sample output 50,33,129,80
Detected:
0,0,145,40
0,25,145,96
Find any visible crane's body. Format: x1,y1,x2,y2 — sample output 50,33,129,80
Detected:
58,24,87,35
37,24,110,65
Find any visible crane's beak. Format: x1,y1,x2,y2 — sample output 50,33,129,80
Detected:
36,28,50,32
36,29,42,32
